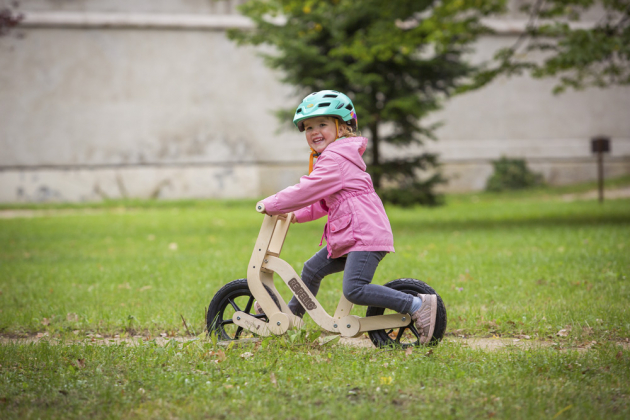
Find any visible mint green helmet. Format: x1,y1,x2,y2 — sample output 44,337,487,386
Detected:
293,90,358,132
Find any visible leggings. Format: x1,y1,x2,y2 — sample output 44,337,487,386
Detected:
287,247,414,318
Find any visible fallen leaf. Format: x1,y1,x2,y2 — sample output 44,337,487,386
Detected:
139,286,152,292
224,384,233,389
66,313,78,322
405,347,413,357
75,359,85,369
270,372,277,386
240,352,254,359
118,283,131,290
616,351,623,360
319,335,340,346
216,350,226,362
557,329,569,337
72,330,79,335
36,332,48,338
425,349,434,357
41,318,50,326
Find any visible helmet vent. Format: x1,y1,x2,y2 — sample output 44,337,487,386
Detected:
345,104,353,110
335,103,344,109
318,102,331,107
296,108,302,114
323,94,338,98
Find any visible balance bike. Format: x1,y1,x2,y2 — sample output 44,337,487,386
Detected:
206,203,447,348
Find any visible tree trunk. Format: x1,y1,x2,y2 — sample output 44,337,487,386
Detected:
369,122,381,188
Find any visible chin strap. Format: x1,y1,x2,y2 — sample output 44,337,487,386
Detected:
308,119,340,175
308,148,320,175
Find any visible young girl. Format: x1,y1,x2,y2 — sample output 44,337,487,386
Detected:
259,90,437,344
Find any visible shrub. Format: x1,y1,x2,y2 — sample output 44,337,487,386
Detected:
485,157,544,192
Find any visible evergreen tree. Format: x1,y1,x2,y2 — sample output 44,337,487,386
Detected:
229,0,506,205
475,0,630,94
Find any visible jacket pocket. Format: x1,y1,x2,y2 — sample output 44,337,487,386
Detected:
328,214,356,252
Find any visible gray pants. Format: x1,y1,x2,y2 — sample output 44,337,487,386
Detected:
288,248,414,318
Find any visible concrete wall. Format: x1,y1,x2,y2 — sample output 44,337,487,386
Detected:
0,0,628,202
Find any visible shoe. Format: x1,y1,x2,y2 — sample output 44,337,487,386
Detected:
411,294,437,345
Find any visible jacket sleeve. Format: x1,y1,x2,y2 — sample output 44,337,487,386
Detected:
293,201,328,223
261,154,343,217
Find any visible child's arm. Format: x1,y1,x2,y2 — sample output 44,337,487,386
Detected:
260,154,342,218
293,201,327,223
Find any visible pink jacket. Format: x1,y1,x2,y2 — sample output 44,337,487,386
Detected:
261,137,395,258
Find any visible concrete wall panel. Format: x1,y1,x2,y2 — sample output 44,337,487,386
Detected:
0,1,629,202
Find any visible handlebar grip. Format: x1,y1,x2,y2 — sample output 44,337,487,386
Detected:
255,202,266,213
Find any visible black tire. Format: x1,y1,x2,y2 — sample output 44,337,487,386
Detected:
206,279,281,341
366,278,447,348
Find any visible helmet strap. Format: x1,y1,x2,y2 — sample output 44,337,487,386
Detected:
309,148,320,175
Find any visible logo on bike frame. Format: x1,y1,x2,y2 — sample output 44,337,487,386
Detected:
288,278,317,310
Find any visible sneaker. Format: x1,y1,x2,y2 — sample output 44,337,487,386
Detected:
411,294,437,345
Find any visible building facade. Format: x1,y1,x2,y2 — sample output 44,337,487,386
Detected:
1,0,628,202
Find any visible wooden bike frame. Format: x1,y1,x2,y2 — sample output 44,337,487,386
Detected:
232,208,411,338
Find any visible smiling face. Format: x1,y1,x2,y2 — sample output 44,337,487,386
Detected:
303,116,342,154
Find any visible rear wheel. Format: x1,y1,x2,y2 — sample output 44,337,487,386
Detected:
206,279,280,341
366,278,447,348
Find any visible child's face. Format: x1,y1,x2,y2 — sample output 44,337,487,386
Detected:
303,116,341,154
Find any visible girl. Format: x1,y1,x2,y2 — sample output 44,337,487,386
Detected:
258,90,437,344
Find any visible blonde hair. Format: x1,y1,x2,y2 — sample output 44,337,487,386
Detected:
338,122,360,138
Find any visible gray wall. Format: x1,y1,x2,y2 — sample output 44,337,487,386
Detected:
1,0,628,202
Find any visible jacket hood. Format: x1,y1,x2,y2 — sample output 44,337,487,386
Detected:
322,137,368,171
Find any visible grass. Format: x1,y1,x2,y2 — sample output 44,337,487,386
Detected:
1,181,629,418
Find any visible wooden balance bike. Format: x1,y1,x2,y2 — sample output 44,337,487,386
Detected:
206,203,447,348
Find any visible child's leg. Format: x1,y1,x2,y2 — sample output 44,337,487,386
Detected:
342,251,415,314
288,247,346,318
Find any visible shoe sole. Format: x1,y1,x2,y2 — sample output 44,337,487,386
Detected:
419,294,437,345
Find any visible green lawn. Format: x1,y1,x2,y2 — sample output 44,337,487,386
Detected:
1,186,629,419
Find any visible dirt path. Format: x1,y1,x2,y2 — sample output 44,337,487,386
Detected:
3,334,627,351
561,186,630,201
0,208,134,219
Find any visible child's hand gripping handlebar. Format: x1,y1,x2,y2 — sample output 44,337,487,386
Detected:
255,202,296,223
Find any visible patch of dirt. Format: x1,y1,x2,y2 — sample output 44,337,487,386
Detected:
3,334,628,351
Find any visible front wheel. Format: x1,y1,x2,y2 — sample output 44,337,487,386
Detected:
366,278,447,348
206,279,280,341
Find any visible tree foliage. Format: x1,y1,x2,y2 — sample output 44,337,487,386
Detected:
229,0,506,205
485,156,544,192
478,0,630,94
0,1,23,37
